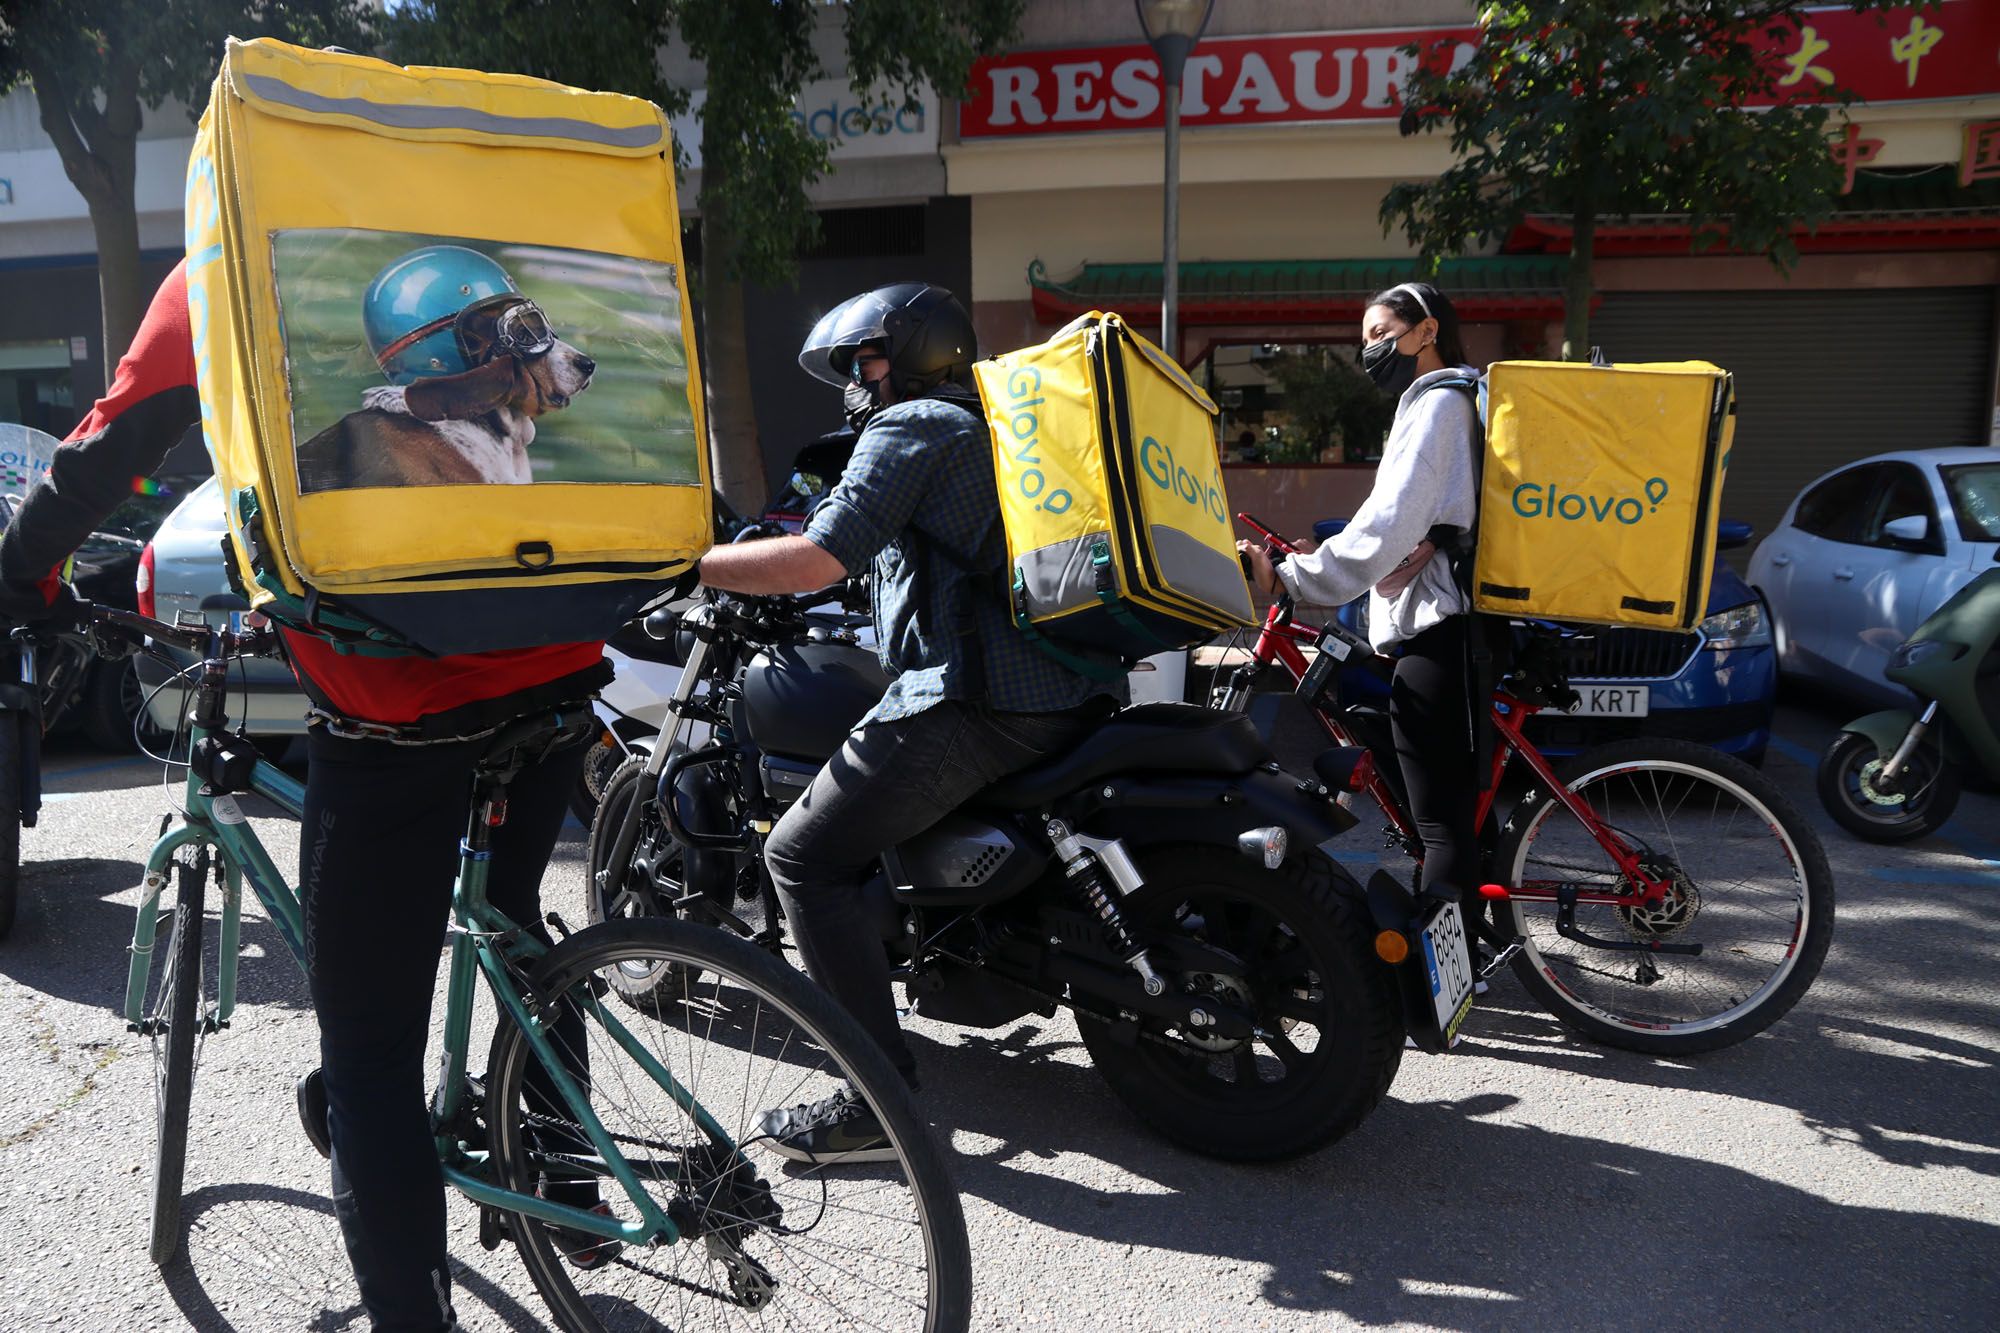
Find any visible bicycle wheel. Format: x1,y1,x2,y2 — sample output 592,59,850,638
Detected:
484,918,971,1332
1494,738,1834,1055
0,713,20,940
148,857,207,1264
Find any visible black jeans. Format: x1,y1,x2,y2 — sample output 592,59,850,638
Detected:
1391,616,1481,908
301,727,586,1333
763,699,1101,1088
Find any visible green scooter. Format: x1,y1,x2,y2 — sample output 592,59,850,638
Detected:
1817,567,2000,842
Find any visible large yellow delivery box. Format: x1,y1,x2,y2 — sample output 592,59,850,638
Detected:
1474,360,1734,632
973,312,1255,673
185,38,709,655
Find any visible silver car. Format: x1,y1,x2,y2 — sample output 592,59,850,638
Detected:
136,477,311,738
1748,446,2000,706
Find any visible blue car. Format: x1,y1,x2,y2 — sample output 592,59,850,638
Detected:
1314,519,1776,766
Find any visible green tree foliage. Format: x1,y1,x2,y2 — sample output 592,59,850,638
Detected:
1263,349,1394,465
1382,1,1921,360
0,0,370,383
381,0,1023,508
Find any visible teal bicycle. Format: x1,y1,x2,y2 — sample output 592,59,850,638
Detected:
92,601,970,1332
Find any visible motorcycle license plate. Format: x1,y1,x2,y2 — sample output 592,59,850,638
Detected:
1419,900,1476,1048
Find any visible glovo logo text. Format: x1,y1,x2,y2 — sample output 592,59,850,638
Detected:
1139,434,1227,525
1511,476,1670,526
1000,367,1072,514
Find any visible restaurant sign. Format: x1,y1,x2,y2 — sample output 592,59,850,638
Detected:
959,3,2000,139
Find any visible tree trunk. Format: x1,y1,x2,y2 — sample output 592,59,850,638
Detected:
1560,203,1596,363
89,191,145,387
697,195,767,518
29,63,145,388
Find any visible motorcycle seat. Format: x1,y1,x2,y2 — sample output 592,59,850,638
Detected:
974,703,1270,811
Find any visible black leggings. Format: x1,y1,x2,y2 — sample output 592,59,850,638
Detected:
301,728,587,1333
1390,616,1481,907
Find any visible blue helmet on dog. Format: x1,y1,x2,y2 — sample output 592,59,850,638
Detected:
364,245,518,385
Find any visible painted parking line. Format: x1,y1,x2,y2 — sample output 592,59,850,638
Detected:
1767,733,2000,885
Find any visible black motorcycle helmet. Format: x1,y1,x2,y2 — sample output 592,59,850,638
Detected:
797,282,977,403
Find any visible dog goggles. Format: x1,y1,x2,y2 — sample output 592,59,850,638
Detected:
455,295,556,365
374,295,556,374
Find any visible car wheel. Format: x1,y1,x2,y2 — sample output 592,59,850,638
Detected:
80,658,172,753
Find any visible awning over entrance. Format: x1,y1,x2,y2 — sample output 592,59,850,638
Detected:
1504,171,2000,256
1027,257,1573,326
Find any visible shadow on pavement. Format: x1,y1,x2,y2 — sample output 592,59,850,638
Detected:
918,1026,1998,1328
165,1182,548,1332
0,855,311,1014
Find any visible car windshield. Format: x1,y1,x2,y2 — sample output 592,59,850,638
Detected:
1941,463,2000,542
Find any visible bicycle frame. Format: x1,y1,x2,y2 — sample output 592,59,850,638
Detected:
1233,601,1674,907
115,615,739,1253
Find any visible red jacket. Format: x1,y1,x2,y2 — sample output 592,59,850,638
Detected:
0,261,602,723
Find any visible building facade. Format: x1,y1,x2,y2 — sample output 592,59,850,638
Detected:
947,0,2000,540
2,1,1997,533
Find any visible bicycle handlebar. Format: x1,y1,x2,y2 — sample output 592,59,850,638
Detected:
72,600,281,662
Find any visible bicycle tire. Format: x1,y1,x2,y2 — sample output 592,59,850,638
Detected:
1495,738,1834,1055
0,714,20,941
484,917,971,1332
148,859,205,1264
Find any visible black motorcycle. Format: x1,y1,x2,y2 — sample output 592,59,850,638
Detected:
588,589,1434,1160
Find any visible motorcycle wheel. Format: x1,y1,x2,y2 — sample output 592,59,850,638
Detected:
1817,730,1961,843
1075,844,1401,1162
566,733,627,827
583,757,692,1009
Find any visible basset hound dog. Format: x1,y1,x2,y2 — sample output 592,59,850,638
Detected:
296,295,595,493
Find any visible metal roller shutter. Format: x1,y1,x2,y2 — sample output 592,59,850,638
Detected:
1588,287,1997,542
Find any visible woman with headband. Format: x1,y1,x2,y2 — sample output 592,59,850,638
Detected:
1238,282,1486,956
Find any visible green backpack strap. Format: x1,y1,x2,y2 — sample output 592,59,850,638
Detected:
1089,539,1173,655
1010,568,1129,683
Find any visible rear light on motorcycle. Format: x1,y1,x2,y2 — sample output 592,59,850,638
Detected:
1236,825,1287,869
1374,930,1410,964
136,543,155,620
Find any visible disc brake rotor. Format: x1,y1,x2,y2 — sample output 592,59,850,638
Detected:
1617,863,1700,939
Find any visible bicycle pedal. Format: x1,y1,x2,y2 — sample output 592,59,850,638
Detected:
478,1205,510,1252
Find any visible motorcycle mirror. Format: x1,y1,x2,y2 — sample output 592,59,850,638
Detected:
643,607,679,641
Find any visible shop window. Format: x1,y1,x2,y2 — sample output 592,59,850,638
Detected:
0,340,77,440
1204,342,1392,465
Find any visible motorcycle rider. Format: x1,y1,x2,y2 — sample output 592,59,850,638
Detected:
0,259,611,1331
697,282,1125,1164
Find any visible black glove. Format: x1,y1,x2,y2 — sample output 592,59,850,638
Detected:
0,578,79,631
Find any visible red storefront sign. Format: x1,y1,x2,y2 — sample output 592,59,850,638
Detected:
959,2,2000,139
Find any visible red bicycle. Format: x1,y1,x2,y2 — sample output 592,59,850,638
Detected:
1219,515,1834,1055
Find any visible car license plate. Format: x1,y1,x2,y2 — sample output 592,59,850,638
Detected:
1419,899,1475,1048
1566,685,1650,718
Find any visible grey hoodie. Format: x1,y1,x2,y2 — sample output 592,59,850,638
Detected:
1274,366,1479,649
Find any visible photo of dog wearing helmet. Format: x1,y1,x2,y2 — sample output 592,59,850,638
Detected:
274,232,699,493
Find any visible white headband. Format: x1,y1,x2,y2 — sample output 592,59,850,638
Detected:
1386,282,1434,319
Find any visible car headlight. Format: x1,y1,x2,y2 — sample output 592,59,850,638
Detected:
1698,600,1773,650
1888,639,1963,671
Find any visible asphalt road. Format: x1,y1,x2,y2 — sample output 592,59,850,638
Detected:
1,696,1995,1331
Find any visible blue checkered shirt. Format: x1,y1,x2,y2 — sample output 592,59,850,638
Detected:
805,392,1123,724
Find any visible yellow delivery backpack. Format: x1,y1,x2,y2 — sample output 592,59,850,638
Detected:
1472,360,1734,632
184,38,710,656
972,312,1255,673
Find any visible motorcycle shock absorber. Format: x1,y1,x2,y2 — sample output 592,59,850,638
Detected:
1045,818,1167,997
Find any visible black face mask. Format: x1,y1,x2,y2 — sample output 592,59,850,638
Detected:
843,378,881,430
1358,332,1420,397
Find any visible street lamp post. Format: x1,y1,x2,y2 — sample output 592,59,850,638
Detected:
1137,0,1215,362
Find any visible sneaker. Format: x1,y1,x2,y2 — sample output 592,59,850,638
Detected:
296,1068,332,1160
754,1084,896,1165
547,1200,623,1272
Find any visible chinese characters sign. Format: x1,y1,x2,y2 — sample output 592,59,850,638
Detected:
960,2,2000,139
